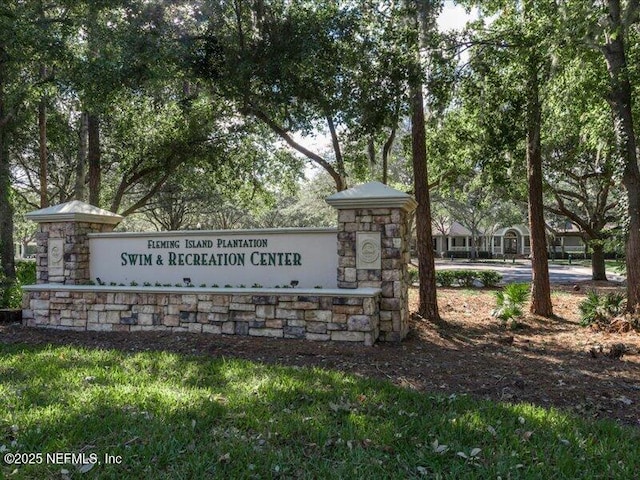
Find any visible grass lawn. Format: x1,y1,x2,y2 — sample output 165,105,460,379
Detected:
1,344,638,479
547,258,625,270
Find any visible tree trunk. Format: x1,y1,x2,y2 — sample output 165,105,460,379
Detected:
408,0,440,321
411,83,440,321
590,241,608,281
88,113,101,206
74,112,88,201
381,125,396,185
526,56,553,317
622,173,640,310
470,229,478,260
37,0,48,207
601,0,640,311
38,93,47,208
367,138,376,180
0,54,15,280
0,126,15,280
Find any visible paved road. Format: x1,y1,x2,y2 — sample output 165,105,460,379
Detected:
428,259,626,284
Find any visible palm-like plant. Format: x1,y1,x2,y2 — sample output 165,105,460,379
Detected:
579,291,626,327
492,283,530,324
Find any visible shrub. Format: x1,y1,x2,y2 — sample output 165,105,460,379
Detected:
453,270,476,287
0,261,36,309
16,260,36,285
579,291,626,327
0,278,23,309
492,283,530,325
477,270,502,287
408,268,419,284
435,270,455,287
434,269,501,288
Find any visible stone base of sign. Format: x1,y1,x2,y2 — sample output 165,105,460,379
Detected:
23,286,380,346
326,182,416,342
36,221,116,284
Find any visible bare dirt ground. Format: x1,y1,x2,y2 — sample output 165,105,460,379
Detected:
1,282,639,427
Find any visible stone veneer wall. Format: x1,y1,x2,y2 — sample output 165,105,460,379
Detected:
36,222,116,285
23,288,380,346
336,208,411,341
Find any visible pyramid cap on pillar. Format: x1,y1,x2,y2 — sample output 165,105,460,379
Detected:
325,181,417,212
26,200,123,225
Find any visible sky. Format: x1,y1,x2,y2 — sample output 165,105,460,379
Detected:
438,1,477,32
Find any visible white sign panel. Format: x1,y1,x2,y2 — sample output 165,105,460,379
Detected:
89,228,338,288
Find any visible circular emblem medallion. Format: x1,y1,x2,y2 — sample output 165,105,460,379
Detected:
360,240,380,263
50,244,63,264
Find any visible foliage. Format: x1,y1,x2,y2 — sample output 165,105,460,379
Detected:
1,344,639,479
190,0,417,191
0,260,35,308
492,283,530,325
251,173,337,228
578,291,626,328
454,270,476,287
455,0,567,317
0,278,21,309
477,270,503,287
435,270,502,288
408,267,419,284
15,260,36,285
435,270,455,287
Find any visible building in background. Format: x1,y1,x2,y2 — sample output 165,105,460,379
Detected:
431,222,589,259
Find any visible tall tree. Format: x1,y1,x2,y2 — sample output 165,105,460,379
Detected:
544,142,619,281
525,46,552,316
459,0,555,316
408,0,443,321
541,45,620,281
597,0,640,310
192,0,410,192
555,0,640,307
0,1,57,279
36,0,50,208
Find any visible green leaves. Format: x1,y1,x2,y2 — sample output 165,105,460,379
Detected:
578,290,626,327
492,283,530,323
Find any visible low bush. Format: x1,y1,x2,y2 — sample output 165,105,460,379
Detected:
435,270,455,287
0,278,22,309
492,283,530,326
0,260,36,309
435,269,502,288
408,268,419,284
453,270,476,287
477,270,503,287
16,260,36,285
579,291,626,327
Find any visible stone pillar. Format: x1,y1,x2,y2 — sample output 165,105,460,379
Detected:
26,201,123,285
326,182,417,341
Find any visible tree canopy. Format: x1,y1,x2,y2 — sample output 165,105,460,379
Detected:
2,0,639,317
